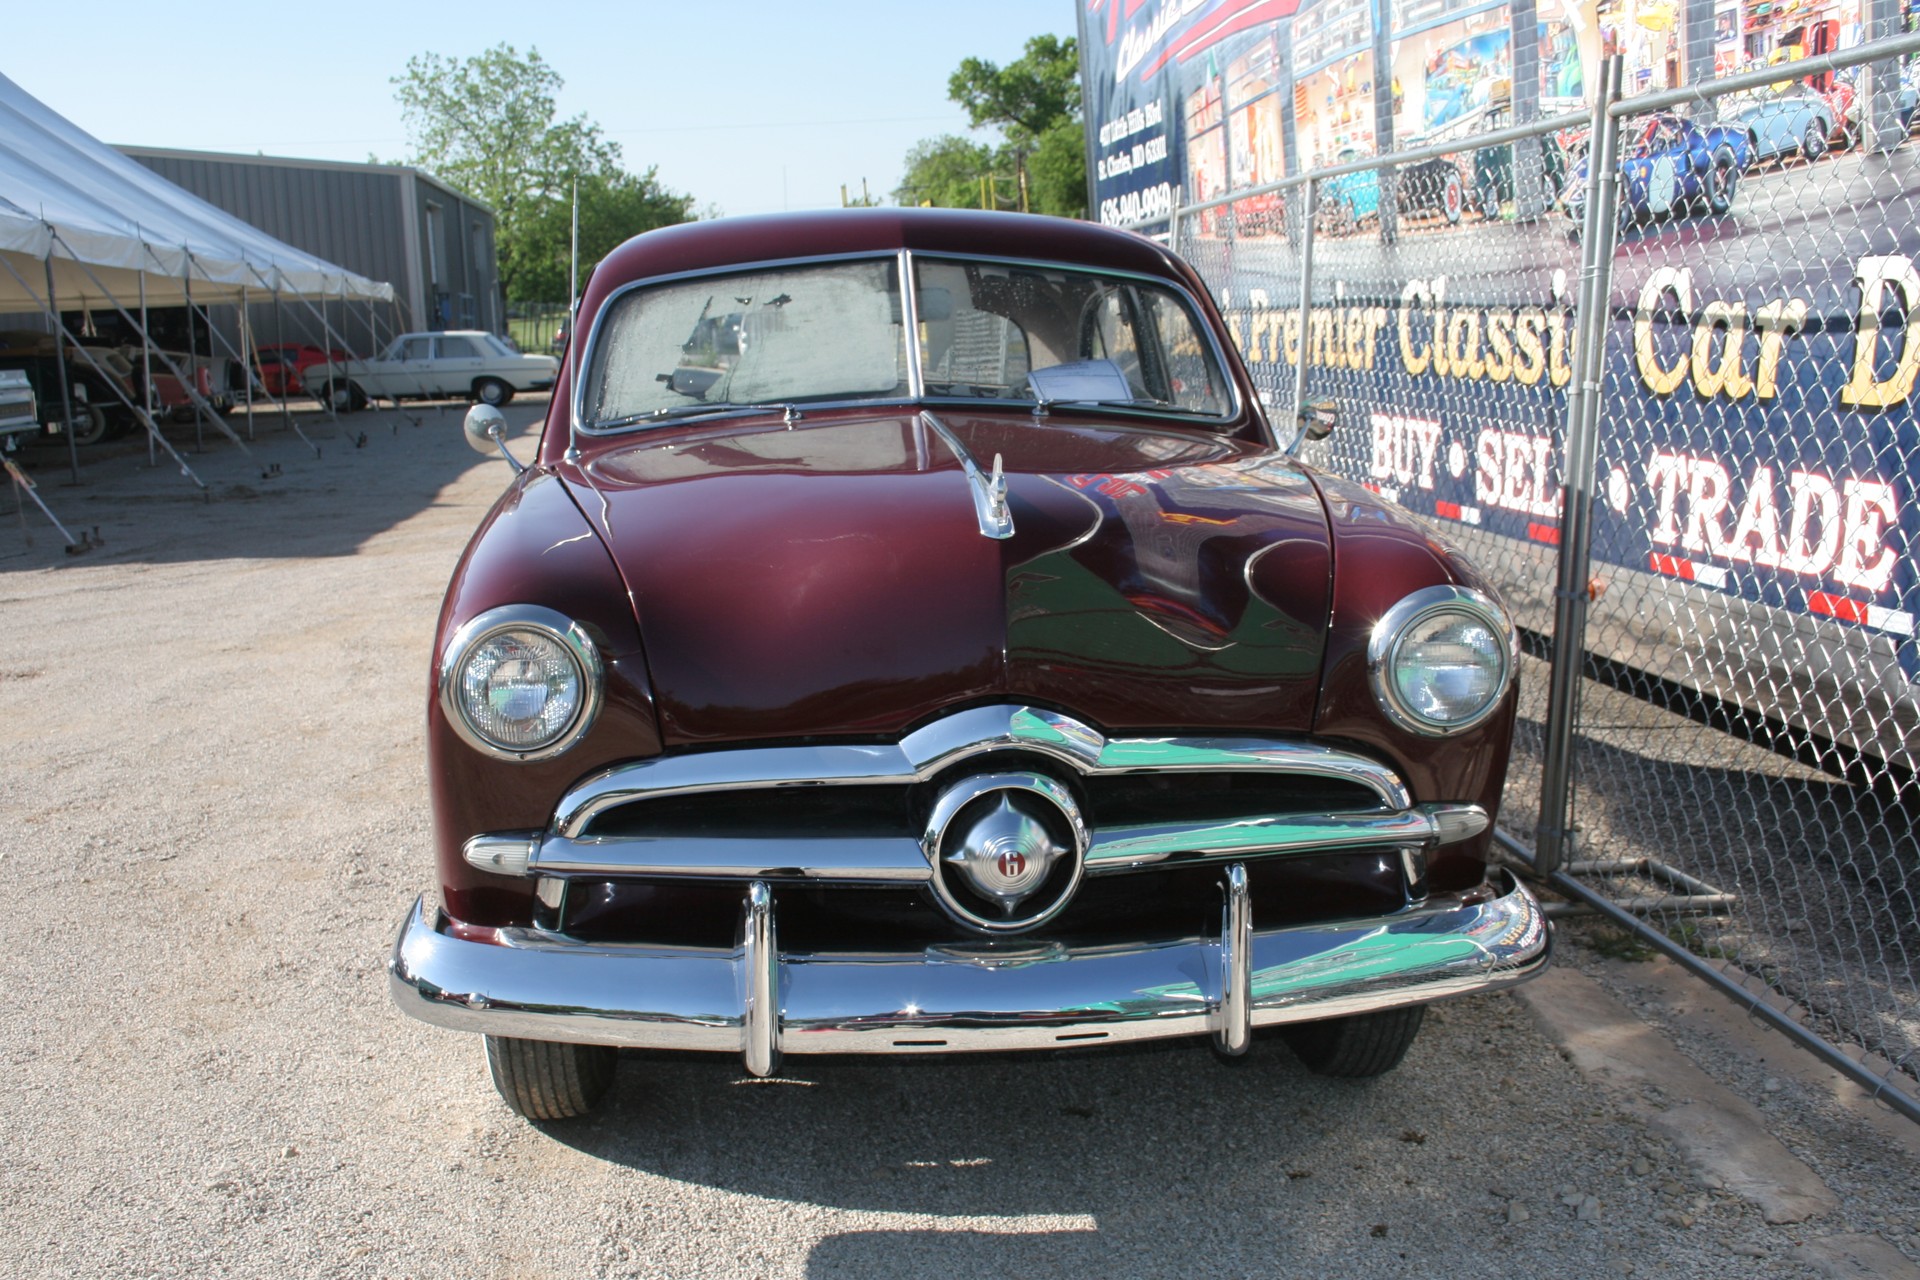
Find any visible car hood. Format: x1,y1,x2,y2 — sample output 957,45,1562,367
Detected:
561,409,1334,746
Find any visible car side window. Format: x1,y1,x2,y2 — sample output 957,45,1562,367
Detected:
399,337,433,361
436,336,479,359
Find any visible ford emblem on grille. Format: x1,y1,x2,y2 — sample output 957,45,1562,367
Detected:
923,771,1088,933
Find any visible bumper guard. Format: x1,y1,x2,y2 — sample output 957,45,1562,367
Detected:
389,866,1550,1074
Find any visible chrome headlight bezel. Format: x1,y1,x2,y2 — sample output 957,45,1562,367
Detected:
437,604,604,762
1366,585,1516,737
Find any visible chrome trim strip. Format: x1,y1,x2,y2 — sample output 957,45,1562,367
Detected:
553,704,1409,839
1083,804,1488,874
742,883,780,1078
899,248,924,399
1214,864,1251,1055
509,804,1484,883
1086,736,1412,809
533,834,932,882
921,410,1014,539
555,744,913,839
388,870,1550,1059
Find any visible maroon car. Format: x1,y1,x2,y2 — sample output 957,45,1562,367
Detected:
388,209,1549,1120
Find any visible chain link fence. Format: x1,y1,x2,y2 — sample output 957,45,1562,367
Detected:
505,300,571,358
1160,36,1920,1124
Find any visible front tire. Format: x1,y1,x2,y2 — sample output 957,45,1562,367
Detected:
68,401,110,446
473,377,513,408
1801,122,1828,162
484,1036,616,1120
1281,1005,1425,1078
319,380,367,413
1703,146,1739,215
1440,170,1464,224
1476,178,1501,220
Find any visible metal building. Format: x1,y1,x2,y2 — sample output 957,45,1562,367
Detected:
118,147,499,336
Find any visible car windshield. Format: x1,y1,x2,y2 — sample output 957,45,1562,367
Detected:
585,260,908,426
479,333,519,357
1625,118,1685,159
914,257,1227,416
581,255,1229,429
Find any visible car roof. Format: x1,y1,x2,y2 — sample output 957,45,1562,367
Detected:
586,209,1184,298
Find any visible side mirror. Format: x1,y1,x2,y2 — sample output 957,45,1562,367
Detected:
464,403,525,473
1299,398,1339,441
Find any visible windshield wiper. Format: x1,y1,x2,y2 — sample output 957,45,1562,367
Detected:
1034,396,1175,412
594,402,787,430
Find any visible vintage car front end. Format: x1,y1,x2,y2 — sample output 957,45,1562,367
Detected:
388,210,1548,1119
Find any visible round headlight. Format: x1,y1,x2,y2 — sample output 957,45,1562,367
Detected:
1367,586,1514,736
439,605,603,760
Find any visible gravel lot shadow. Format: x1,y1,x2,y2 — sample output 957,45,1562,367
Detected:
0,397,548,568
803,1228,1104,1276
557,1037,1333,1219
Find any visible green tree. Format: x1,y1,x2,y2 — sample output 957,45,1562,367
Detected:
391,44,695,301
893,136,999,209
947,34,1086,216
1027,117,1089,220
508,168,698,302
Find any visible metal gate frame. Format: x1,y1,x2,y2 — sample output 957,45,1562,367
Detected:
1137,35,1920,1127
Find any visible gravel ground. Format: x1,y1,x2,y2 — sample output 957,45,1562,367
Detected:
1,403,1914,1279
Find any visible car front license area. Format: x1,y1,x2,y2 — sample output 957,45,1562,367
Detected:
391,703,1549,1074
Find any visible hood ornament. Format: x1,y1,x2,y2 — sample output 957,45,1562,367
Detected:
921,411,1014,540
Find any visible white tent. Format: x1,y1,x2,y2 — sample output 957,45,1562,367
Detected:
0,71,393,309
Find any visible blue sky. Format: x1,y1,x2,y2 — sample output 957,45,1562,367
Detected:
9,1,1078,217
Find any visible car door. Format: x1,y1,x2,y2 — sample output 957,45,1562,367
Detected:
1753,97,1792,158
355,336,422,398
431,335,486,398
1646,121,1688,214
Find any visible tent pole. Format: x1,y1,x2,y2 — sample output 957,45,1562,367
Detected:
0,252,205,490
154,245,255,454
62,235,248,455
184,252,202,452
244,265,318,459
273,278,292,432
241,285,254,441
271,281,337,413
183,257,278,434
42,252,81,487
139,248,153,467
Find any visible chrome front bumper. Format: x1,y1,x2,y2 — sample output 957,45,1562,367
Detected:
389,867,1550,1073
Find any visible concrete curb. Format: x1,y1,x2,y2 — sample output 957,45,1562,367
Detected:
1519,966,1838,1226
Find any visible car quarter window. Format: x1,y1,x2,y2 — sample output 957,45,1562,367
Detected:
585,259,907,425
914,257,1226,417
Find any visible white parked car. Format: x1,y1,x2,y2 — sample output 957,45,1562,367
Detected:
304,331,559,411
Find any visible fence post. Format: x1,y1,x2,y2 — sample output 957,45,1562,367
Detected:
1534,54,1625,875
1287,178,1319,448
